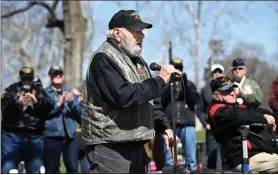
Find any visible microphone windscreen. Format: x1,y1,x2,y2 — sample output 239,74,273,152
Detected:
149,62,161,71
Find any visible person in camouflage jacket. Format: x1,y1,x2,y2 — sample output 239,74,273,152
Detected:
231,58,263,107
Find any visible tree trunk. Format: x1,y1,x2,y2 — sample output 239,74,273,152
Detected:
63,1,86,89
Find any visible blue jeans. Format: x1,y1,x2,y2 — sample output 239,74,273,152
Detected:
164,126,197,171
43,137,79,174
1,131,43,174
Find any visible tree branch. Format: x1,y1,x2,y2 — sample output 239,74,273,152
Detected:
1,2,36,18
52,0,59,10
2,1,64,32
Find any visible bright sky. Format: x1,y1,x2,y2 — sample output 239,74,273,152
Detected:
83,1,278,88
1,1,277,90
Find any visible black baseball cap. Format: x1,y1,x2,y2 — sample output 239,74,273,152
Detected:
231,58,246,69
48,65,64,76
109,10,152,31
170,58,183,71
211,76,238,93
19,67,34,81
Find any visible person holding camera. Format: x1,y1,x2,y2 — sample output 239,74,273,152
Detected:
43,65,82,174
160,58,199,172
1,67,54,174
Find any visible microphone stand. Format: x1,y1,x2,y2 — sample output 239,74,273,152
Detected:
170,78,179,174
169,73,191,174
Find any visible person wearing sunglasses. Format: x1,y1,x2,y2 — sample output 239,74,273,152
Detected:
231,58,263,107
1,66,54,174
43,65,82,174
197,64,225,172
208,76,278,174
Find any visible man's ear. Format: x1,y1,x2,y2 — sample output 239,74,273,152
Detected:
113,28,121,42
212,92,221,101
244,67,248,74
48,75,51,81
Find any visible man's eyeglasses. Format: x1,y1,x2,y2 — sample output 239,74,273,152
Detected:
51,73,63,78
232,67,244,71
21,78,33,81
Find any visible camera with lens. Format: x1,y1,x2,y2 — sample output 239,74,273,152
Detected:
21,84,32,94
21,84,34,111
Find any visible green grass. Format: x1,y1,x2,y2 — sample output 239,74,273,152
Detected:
59,156,66,174
196,130,205,141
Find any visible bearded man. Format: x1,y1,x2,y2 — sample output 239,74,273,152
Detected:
81,10,178,173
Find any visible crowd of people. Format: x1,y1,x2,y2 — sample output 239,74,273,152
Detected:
1,9,278,174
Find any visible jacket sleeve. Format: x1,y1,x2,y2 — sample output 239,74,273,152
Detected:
33,87,55,116
196,88,208,127
268,80,278,112
159,82,170,108
65,94,82,123
1,86,22,115
185,80,199,106
91,53,165,109
153,96,171,133
210,105,267,128
244,80,263,106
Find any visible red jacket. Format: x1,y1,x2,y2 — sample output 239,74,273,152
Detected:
269,78,278,112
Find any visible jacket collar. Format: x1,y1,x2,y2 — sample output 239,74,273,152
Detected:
46,84,64,93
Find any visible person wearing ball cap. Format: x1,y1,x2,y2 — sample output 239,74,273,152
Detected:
197,64,225,172
230,58,263,107
43,65,82,174
208,76,278,174
1,66,54,174
160,57,199,172
82,9,179,173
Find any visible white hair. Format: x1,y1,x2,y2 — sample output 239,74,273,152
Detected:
106,29,114,39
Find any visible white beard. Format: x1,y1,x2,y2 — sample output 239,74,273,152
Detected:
119,37,142,57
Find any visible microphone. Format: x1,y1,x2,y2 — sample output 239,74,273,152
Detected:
149,62,161,71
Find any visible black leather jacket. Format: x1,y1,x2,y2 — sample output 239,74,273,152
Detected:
1,82,54,136
160,74,199,126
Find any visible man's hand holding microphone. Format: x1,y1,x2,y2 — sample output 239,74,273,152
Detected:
149,62,180,83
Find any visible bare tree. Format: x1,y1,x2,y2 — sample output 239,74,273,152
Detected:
158,1,247,89
2,0,87,89
1,2,61,87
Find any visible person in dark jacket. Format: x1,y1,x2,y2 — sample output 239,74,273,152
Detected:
197,64,224,171
160,58,199,171
1,67,54,174
82,9,178,174
43,65,82,174
208,76,278,173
